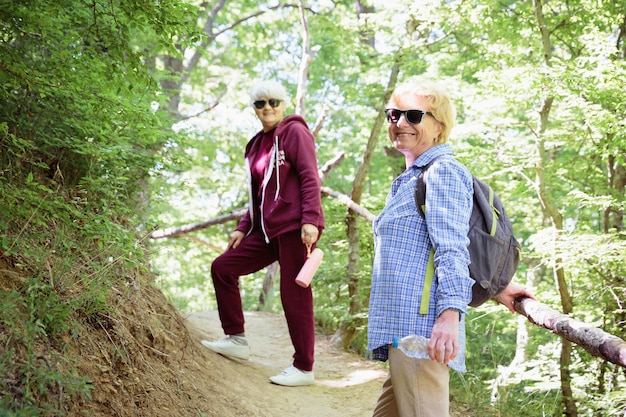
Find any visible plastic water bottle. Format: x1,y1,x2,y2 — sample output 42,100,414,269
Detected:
392,335,465,372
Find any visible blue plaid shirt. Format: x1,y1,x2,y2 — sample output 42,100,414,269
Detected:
367,144,474,372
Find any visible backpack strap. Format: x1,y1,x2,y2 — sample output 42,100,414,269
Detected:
414,162,432,219
419,248,435,315
414,162,434,314
487,186,498,236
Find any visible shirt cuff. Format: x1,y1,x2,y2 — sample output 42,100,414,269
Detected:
436,300,467,318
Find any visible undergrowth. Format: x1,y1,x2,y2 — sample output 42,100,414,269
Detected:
0,166,155,415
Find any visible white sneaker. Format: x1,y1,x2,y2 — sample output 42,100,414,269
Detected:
201,336,250,360
269,365,314,386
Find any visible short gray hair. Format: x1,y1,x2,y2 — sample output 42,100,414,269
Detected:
249,80,290,107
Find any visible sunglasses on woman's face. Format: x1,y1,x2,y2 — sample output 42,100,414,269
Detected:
385,108,435,125
253,99,282,109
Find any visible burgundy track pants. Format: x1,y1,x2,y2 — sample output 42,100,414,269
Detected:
210,228,315,371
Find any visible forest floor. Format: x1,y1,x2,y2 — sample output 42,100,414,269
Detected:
62,279,394,417
132,308,468,417
184,310,388,416
62,280,472,417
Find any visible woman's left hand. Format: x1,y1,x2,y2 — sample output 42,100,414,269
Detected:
301,223,319,255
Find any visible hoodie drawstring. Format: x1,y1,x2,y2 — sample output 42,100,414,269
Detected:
273,135,280,201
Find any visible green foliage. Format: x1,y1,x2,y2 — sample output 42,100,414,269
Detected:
25,278,71,339
3,0,626,414
1,0,201,414
0,288,94,415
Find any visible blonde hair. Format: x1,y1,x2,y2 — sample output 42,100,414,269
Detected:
249,80,290,107
388,81,456,143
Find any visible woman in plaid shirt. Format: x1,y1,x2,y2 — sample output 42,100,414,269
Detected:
368,81,533,417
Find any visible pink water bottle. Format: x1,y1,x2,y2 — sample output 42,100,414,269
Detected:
295,248,324,288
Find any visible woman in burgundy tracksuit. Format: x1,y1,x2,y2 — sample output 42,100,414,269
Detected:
201,80,325,387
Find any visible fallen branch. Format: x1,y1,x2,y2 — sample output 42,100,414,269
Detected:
152,153,360,240
514,297,626,368
150,180,375,240
150,208,247,239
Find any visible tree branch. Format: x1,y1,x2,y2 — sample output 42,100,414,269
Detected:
311,103,328,138
179,89,226,120
321,186,375,222
319,152,344,182
514,297,626,368
150,208,247,239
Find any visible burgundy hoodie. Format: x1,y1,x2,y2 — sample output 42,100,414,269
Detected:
236,115,325,242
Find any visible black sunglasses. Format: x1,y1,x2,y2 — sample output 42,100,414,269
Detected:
253,99,282,109
385,108,435,125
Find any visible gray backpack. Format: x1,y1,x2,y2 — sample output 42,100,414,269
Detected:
414,161,521,308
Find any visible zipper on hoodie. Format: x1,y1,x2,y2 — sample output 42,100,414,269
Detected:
244,158,254,237
258,135,281,244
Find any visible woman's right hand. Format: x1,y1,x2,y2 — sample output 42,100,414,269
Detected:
227,230,245,250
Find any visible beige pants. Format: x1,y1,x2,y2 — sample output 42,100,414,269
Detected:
372,346,450,417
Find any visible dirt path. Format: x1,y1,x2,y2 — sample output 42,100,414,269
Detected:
185,310,387,417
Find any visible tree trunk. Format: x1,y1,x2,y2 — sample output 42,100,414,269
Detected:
606,155,626,233
531,0,578,413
